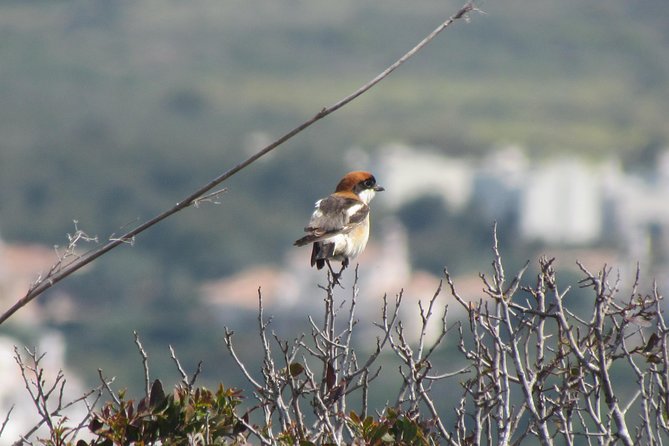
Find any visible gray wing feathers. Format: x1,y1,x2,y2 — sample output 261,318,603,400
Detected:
293,195,369,246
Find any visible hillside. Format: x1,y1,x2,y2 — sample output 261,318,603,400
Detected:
1,0,668,395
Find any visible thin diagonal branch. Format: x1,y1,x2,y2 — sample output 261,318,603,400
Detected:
0,0,476,326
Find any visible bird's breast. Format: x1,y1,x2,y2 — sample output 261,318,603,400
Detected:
331,216,370,259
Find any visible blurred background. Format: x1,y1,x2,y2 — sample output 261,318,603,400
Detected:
1,0,669,438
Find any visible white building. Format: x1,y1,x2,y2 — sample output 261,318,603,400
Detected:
518,158,603,245
376,143,473,211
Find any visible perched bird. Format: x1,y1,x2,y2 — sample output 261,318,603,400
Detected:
294,171,384,281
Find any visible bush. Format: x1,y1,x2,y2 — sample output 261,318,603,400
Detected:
8,230,669,445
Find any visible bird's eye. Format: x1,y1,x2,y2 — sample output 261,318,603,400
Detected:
363,179,375,188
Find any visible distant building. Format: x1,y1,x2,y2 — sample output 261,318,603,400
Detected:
0,238,58,325
376,143,473,211
605,153,669,274
518,158,603,245
471,146,527,227
376,145,669,277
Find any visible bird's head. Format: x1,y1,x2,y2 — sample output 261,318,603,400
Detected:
335,171,384,204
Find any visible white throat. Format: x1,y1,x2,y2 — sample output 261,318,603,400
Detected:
358,189,376,205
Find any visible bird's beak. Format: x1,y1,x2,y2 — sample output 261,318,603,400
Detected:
374,185,385,192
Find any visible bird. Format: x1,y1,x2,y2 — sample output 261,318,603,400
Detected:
294,171,384,282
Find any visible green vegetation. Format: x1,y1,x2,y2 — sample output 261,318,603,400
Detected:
1,0,668,396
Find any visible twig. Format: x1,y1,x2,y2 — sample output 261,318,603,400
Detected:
97,369,120,405
133,331,151,398
231,411,272,446
169,345,189,385
0,405,13,436
14,347,103,444
223,329,263,390
169,345,203,389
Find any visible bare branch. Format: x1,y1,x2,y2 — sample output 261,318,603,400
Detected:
14,347,103,445
0,405,13,437
133,331,151,398
97,369,120,405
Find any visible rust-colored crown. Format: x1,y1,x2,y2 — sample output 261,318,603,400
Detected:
334,171,375,193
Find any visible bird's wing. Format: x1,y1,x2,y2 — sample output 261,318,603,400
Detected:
293,195,369,246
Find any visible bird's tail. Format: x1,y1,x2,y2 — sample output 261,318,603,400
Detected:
310,242,335,269
294,234,319,246
294,228,332,246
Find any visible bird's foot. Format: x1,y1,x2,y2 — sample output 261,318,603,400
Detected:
326,260,346,288
331,271,343,287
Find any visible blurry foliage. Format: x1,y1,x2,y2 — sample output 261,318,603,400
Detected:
2,0,668,255
396,195,521,275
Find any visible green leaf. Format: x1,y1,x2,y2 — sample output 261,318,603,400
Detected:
380,432,395,443
149,379,166,408
363,416,374,430
289,362,305,377
369,424,390,444
402,419,418,441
